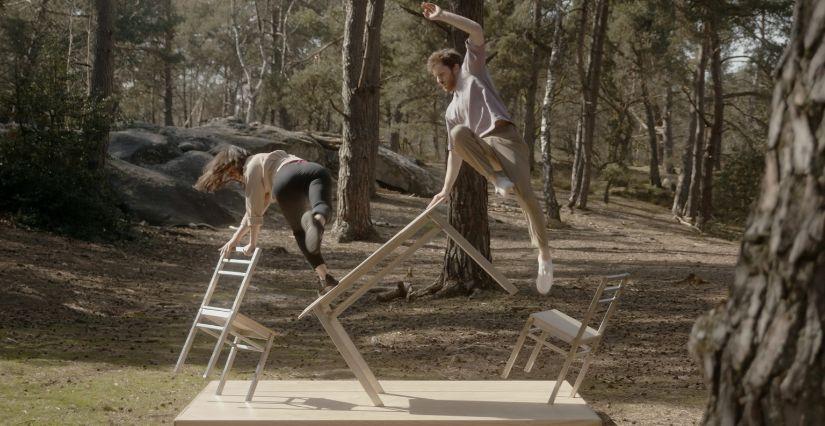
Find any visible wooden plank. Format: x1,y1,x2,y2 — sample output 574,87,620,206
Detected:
174,380,602,425
313,308,385,407
203,249,262,378
332,225,441,317
427,213,517,295
501,317,534,379
324,316,384,397
298,202,446,320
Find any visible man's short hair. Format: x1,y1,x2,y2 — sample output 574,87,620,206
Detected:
427,48,463,73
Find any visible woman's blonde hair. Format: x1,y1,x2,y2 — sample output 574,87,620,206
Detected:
194,145,250,192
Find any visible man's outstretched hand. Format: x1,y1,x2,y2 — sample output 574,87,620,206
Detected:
421,2,443,20
428,190,450,209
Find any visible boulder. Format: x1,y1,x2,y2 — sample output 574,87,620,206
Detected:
152,150,214,183
198,118,326,164
375,147,441,197
305,131,442,197
107,158,236,227
106,119,443,225
150,150,246,216
109,128,181,164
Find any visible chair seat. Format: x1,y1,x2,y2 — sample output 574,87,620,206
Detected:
530,309,600,344
200,306,274,340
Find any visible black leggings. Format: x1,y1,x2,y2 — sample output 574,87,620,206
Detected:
272,161,333,268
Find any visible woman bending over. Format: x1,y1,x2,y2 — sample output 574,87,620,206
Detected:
195,146,338,294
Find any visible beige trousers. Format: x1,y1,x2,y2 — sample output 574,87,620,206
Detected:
450,124,549,250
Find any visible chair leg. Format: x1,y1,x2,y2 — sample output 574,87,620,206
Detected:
502,317,534,379
216,336,241,395
204,326,231,378
570,354,593,397
246,334,275,402
524,330,548,373
549,343,579,404
174,319,200,374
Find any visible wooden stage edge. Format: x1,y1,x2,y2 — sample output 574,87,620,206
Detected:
174,380,602,425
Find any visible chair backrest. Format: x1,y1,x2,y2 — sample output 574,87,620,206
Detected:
576,273,629,340
200,247,262,311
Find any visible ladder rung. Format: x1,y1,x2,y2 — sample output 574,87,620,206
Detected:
604,285,621,292
196,323,225,331
599,297,616,303
235,344,263,352
222,258,252,265
218,270,247,277
202,306,231,312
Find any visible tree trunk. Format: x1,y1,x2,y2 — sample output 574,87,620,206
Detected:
641,78,662,188
522,0,542,173
435,0,493,295
689,1,825,423
698,18,723,227
673,49,701,216
569,116,584,207
334,0,384,242
663,85,675,175
90,0,114,170
539,0,565,224
684,29,709,220
569,0,609,210
163,0,174,127
567,0,588,208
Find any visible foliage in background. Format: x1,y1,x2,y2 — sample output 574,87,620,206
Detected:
713,144,764,223
0,15,128,239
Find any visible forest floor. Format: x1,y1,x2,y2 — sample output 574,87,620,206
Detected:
0,178,740,425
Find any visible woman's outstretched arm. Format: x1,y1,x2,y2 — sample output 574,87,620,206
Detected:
421,2,484,46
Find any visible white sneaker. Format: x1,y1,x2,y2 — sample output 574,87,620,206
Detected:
494,175,514,198
536,258,554,295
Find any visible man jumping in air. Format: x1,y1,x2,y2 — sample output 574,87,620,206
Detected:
422,2,554,294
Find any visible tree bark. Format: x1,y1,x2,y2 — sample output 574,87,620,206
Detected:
522,0,542,173
163,0,174,127
663,85,675,175
698,17,724,227
435,0,494,295
689,1,825,423
569,0,609,210
334,0,384,242
641,77,663,188
673,49,702,216
539,0,565,224
684,28,709,220
90,0,114,170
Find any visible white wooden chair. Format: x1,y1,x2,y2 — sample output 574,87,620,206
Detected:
174,247,276,401
502,273,628,404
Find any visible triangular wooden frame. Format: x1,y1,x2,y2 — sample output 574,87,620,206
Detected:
298,200,517,406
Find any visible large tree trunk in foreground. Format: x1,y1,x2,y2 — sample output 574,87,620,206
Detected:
436,0,493,295
689,1,825,423
334,0,384,242
90,0,114,170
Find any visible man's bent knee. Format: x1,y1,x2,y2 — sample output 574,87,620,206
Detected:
450,125,474,147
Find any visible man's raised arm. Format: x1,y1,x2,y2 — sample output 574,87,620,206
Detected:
421,2,484,46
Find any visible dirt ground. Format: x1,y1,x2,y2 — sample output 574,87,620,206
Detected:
0,184,739,425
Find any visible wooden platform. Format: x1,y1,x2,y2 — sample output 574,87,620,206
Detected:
174,380,601,425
